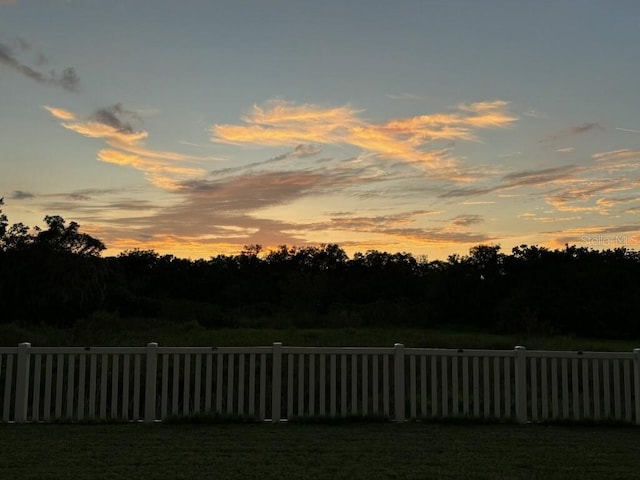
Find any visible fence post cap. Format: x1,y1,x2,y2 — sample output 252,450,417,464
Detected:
514,345,526,351
394,343,405,348
18,342,31,348
146,342,158,347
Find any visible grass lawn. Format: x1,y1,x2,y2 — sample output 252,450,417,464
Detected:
2,322,638,351
1,423,639,479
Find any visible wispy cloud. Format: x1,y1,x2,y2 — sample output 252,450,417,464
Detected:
616,127,640,134
212,98,517,178
46,104,212,188
92,104,139,133
461,200,495,205
312,210,492,246
43,106,76,121
442,148,640,220
0,38,79,91
543,123,604,142
440,165,580,198
450,214,484,227
11,190,34,200
386,93,428,101
97,150,205,190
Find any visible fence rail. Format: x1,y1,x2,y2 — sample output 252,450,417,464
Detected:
1,343,639,424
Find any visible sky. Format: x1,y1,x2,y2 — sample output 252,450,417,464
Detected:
1,0,640,260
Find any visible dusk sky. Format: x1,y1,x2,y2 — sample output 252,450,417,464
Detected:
2,1,639,260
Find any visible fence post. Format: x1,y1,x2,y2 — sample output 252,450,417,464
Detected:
271,342,283,423
514,346,527,424
144,342,158,423
634,348,640,426
394,343,405,423
14,342,31,423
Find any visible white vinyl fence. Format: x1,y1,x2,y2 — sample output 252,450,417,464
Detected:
1,343,639,424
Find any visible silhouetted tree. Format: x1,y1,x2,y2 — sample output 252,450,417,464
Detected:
0,206,107,326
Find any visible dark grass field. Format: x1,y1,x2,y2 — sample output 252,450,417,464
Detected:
1,422,639,479
2,322,638,352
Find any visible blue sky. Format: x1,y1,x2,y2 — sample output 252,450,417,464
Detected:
2,0,640,259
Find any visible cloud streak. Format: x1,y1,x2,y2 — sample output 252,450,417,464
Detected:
0,39,79,92
543,123,604,142
212,99,517,178
46,104,213,188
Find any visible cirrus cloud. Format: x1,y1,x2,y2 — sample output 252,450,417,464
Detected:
212,98,517,178
45,104,212,187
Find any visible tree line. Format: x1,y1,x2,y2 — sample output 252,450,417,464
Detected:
1,200,639,339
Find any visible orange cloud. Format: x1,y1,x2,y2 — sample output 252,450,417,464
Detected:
62,121,148,144
43,105,76,121
97,149,206,189
45,105,211,189
212,98,517,175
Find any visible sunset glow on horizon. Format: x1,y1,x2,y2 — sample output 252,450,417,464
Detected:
2,1,639,260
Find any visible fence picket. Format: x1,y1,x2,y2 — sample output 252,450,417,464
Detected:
330,354,336,416
133,354,141,421
3,354,13,422
100,354,108,419
441,356,448,417
472,357,479,417
184,354,191,416
286,354,293,419
194,354,202,414
56,354,65,418
530,358,538,421
319,354,326,415
582,358,589,419
351,354,357,416
88,355,96,419
248,354,255,416
162,355,170,420
452,357,459,417
624,360,631,423
431,356,438,417
121,355,129,420
614,361,622,420
483,357,490,418
67,354,76,419
172,354,180,416
341,355,347,417
205,354,213,413
383,355,389,416
111,355,119,419
373,355,379,415
216,353,223,414
540,358,548,420
309,354,315,416
410,355,416,419
593,359,600,420
227,354,235,415
572,359,579,419
504,357,511,418
561,359,569,419
462,356,469,416
33,354,42,421
259,353,267,420
297,354,304,417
